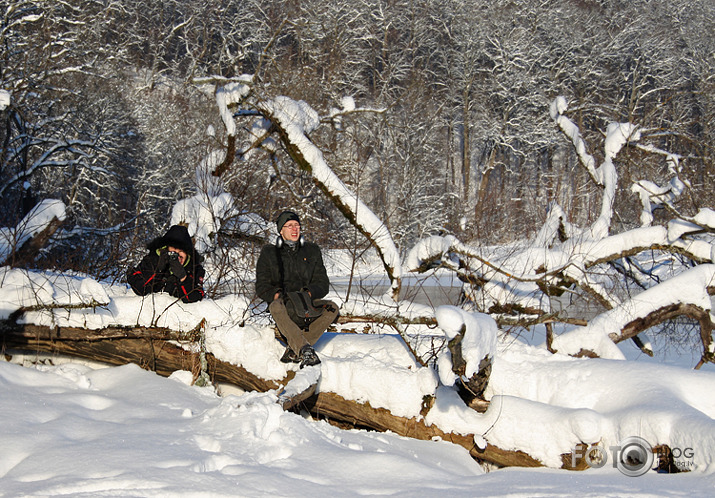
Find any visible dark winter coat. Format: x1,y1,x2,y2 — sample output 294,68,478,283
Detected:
127,225,206,303
255,240,330,304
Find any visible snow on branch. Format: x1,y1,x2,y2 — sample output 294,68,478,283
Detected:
323,96,386,131
549,97,599,181
0,136,103,197
551,264,715,361
631,152,688,227
406,210,714,361
435,306,497,390
206,80,403,299
215,78,253,137
667,208,715,240
0,199,66,266
550,96,640,239
0,89,9,110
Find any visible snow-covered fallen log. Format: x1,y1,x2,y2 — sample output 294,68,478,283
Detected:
0,267,575,471
309,391,552,469
2,268,714,474
0,319,558,470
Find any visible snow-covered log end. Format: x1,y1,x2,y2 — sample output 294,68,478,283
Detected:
434,306,497,387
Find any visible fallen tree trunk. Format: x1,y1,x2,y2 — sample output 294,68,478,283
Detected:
1,320,584,470
0,321,281,393
306,391,551,469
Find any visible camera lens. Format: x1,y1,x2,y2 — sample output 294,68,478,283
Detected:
616,436,653,477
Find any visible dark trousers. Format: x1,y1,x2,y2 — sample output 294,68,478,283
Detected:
269,297,339,354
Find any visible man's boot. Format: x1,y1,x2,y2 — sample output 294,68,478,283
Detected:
280,347,301,363
299,345,321,368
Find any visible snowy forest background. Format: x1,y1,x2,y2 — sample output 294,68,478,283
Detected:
2,0,712,269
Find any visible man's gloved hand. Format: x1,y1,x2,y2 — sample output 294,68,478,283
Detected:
156,248,169,271
168,252,187,280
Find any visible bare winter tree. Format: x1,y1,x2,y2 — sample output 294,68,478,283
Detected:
0,1,133,273
407,95,714,367
2,0,713,292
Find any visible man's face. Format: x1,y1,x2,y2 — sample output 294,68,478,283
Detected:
280,220,301,242
167,246,188,265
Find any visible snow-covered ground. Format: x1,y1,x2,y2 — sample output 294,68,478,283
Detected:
1,357,712,497
1,264,714,497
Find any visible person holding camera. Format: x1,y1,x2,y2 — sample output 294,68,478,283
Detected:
127,225,205,303
255,210,338,368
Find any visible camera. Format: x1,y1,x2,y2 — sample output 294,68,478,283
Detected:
167,251,179,261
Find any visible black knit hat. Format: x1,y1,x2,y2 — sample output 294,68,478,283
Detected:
276,211,301,232
148,225,194,254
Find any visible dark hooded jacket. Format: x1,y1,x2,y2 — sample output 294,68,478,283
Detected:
127,225,205,303
255,240,329,304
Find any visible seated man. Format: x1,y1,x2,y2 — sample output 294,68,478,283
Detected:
255,210,338,368
127,225,205,303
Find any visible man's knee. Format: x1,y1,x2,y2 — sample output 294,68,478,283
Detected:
269,298,294,327
320,300,339,319
314,298,336,310
269,297,284,312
